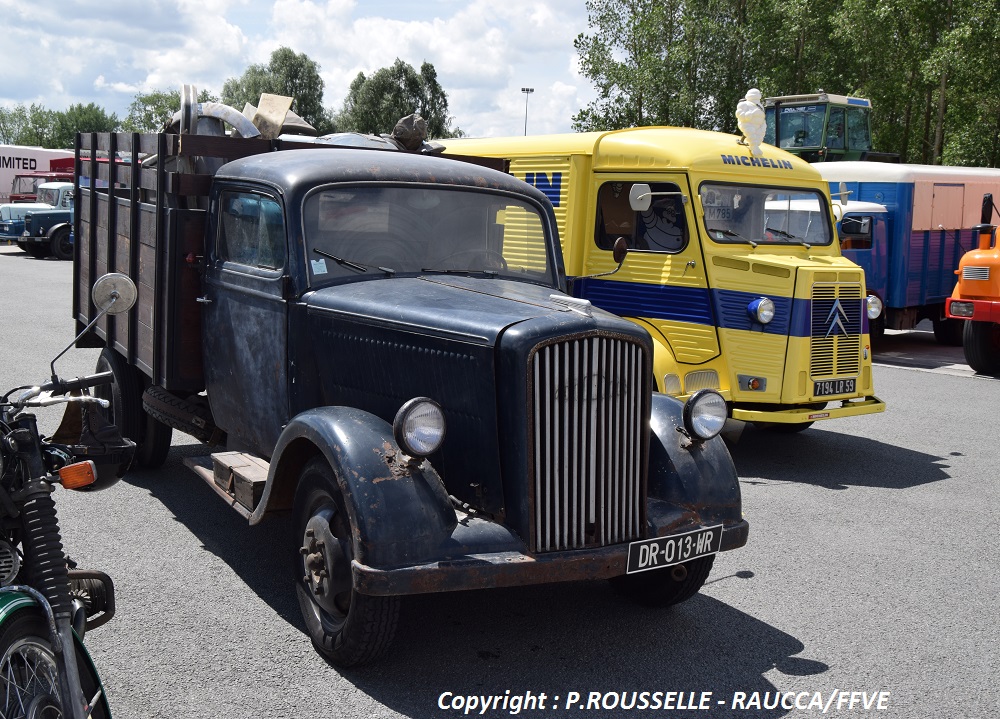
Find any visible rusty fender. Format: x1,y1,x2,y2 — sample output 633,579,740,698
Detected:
249,406,458,568
646,393,746,537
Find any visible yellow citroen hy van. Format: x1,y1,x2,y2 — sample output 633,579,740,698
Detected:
444,128,885,430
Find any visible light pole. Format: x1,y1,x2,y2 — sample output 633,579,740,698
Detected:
521,87,534,135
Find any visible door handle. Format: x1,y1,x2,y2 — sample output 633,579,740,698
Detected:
196,296,212,304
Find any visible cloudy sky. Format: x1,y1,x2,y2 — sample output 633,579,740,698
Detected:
1,0,598,137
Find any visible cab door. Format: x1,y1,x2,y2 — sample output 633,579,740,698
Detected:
575,175,720,367
201,187,289,457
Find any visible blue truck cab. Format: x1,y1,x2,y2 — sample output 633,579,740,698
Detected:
18,181,74,260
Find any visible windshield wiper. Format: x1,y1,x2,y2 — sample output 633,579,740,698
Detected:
765,226,811,247
421,267,499,277
313,249,395,275
707,227,758,248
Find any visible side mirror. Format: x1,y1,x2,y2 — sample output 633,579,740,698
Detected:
612,236,629,265
629,184,652,212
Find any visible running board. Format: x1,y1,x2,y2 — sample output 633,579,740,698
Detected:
183,452,270,520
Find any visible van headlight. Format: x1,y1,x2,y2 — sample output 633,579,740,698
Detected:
747,297,775,324
682,389,728,441
866,294,883,319
393,398,446,457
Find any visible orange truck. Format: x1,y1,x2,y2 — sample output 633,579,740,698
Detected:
945,193,1000,374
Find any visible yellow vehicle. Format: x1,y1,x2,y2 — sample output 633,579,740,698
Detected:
443,128,886,430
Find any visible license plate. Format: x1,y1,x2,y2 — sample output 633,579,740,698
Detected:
813,378,856,396
625,525,722,574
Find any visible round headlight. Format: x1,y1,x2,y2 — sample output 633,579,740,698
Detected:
866,294,883,320
393,398,446,457
682,390,728,441
747,297,775,324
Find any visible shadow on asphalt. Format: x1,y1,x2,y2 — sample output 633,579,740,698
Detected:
123,444,818,719
728,425,952,490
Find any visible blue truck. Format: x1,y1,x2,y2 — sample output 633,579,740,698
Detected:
818,162,1000,342
17,181,74,260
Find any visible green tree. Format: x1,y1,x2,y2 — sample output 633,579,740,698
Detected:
51,103,119,148
222,47,331,133
332,58,461,138
123,88,217,133
0,104,57,146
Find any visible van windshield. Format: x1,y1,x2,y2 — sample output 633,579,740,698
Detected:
303,185,555,287
700,183,834,247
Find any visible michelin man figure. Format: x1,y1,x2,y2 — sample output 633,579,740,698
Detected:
736,88,766,157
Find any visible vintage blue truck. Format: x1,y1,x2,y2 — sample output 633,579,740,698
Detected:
15,181,74,260
73,97,749,667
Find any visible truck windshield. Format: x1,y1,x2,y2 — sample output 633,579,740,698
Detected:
37,187,59,206
763,105,826,149
700,183,834,247
303,185,555,286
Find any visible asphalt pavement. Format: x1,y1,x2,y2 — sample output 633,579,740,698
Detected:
0,245,996,719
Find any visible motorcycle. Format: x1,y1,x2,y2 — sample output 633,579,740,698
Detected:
0,273,138,719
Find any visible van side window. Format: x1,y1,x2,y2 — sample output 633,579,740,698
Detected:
219,191,285,270
596,181,687,253
840,215,873,250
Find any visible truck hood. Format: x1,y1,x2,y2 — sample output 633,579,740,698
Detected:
304,275,605,346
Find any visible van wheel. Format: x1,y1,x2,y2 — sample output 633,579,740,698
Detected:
293,458,399,667
932,318,964,346
610,555,715,607
94,348,172,468
963,321,1000,375
50,227,73,261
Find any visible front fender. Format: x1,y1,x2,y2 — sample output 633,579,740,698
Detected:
46,221,71,240
250,406,458,568
646,393,742,527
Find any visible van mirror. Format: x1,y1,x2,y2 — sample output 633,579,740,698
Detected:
629,184,652,212
612,236,630,264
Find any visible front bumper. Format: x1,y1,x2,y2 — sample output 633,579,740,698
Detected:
353,519,749,596
731,395,885,424
947,298,1000,323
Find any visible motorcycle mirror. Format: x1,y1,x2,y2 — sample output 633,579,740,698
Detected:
50,273,138,382
91,273,137,315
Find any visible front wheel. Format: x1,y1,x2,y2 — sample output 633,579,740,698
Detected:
0,609,110,718
609,555,715,607
94,348,172,468
293,458,399,667
963,320,1000,375
49,228,73,261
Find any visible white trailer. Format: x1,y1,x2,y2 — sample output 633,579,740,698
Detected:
0,145,74,203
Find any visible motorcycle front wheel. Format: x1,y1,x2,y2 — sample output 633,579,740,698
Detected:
0,609,110,718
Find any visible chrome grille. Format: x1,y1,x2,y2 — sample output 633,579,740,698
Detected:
962,266,990,281
530,335,646,552
810,283,863,378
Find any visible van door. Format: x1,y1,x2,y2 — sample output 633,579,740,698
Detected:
576,175,720,365
202,188,289,456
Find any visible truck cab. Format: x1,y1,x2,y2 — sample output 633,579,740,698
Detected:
764,92,880,162
74,116,748,667
19,181,74,260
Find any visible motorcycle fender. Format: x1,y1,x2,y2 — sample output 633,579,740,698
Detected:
251,406,458,569
646,393,742,526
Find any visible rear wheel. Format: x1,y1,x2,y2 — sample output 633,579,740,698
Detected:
963,320,1000,375
94,348,172,468
610,555,715,607
0,609,110,719
49,227,73,261
933,317,964,346
293,458,399,667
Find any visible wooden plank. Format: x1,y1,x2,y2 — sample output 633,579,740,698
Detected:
183,456,252,520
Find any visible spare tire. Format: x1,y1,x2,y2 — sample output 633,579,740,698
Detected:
142,386,223,444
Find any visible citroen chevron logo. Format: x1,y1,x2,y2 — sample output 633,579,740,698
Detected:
825,299,851,337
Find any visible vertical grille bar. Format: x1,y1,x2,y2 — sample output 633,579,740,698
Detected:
530,335,646,552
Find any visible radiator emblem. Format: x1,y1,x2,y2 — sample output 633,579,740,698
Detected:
825,299,850,338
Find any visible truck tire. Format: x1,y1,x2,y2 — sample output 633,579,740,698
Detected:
963,320,1000,375
50,226,73,261
933,317,964,346
609,555,715,607
142,386,222,444
293,458,399,667
94,348,172,468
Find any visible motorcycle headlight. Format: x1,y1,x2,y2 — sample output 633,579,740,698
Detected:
747,297,775,324
866,294,883,320
683,389,728,441
393,398,446,457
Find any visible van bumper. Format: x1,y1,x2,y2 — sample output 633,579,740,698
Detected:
731,395,885,424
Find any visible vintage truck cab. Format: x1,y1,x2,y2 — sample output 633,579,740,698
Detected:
18,181,75,260
75,105,747,667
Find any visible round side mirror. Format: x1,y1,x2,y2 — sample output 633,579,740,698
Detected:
91,273,137,315
612,236,630,265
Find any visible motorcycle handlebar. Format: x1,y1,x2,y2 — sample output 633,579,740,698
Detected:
39,372,114,396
